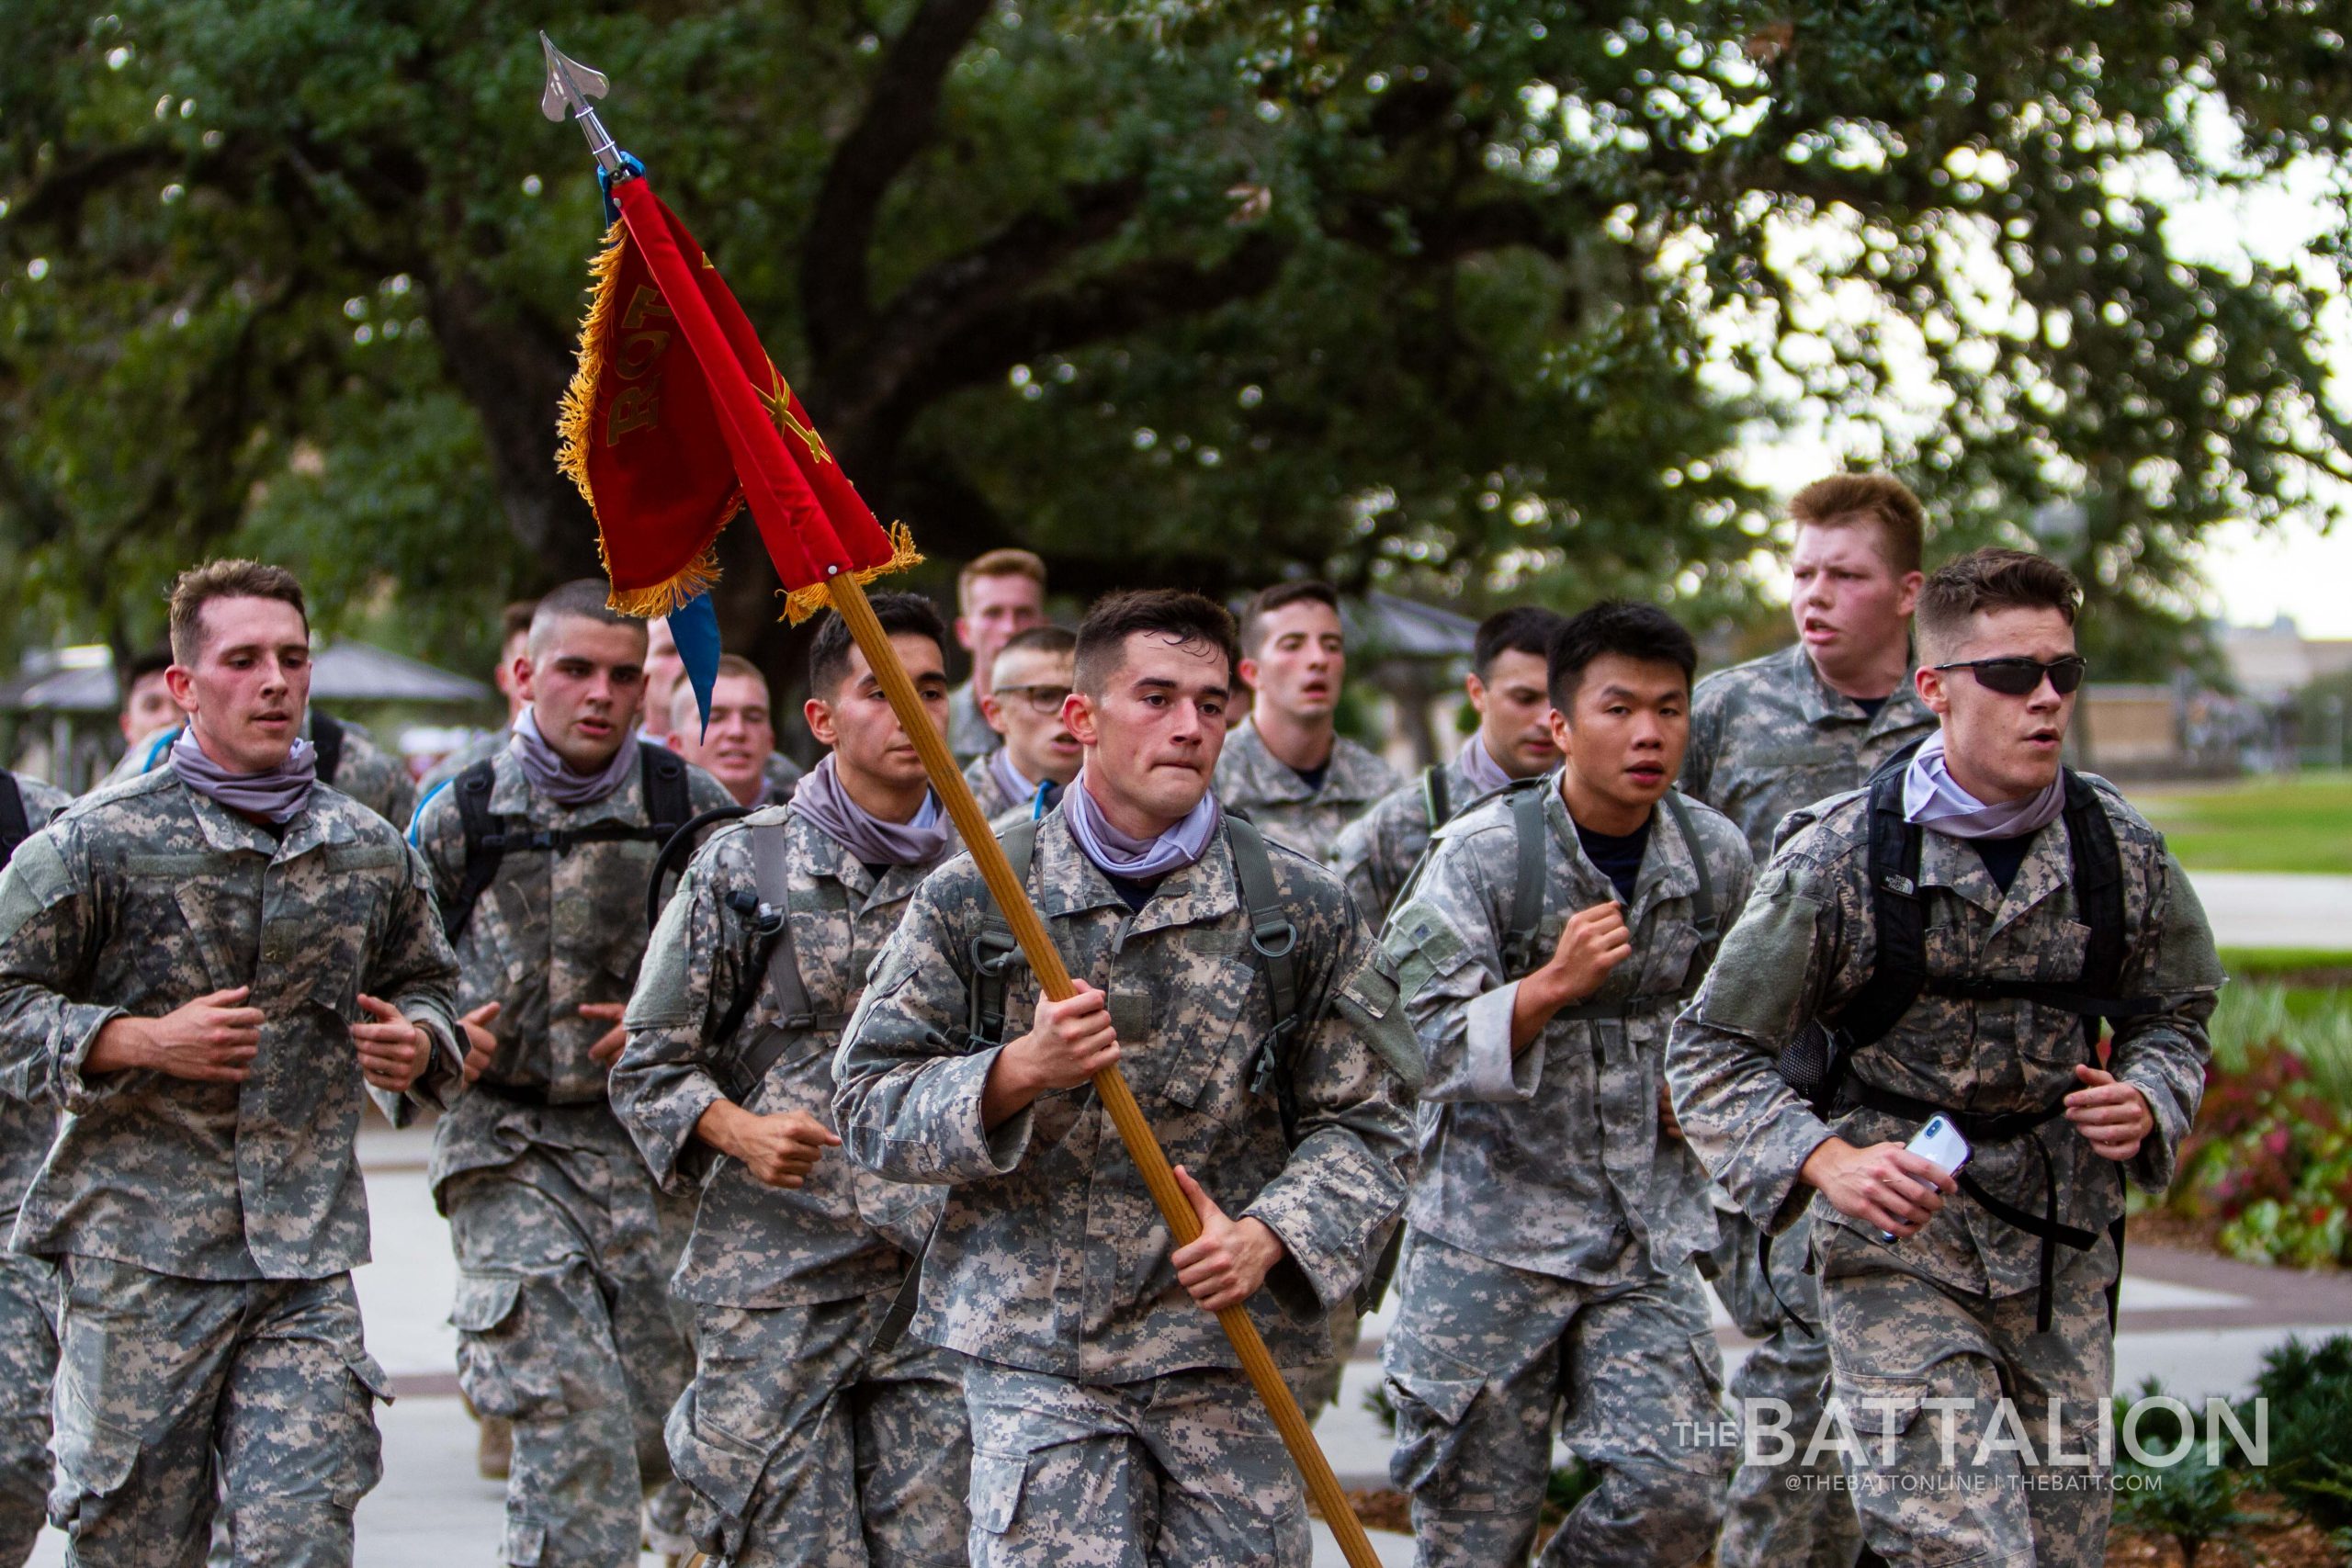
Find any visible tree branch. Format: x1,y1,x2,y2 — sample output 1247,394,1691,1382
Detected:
799,0,1001,355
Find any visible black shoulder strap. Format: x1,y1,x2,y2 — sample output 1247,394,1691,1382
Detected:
311,710,345,784
1419,764,1451,830
1500,783,1549,976
967,818,1040,1046
443,759,504,943
0,773,29,865
639,743,691,838
1661,789,1718,949
2062,771,2126,1045
1827,765,1928,1053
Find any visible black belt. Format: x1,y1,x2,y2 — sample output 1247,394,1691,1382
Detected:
1845,1083,2113,1334
469,1077,605,1111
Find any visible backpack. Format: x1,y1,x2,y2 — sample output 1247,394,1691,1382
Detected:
1770,761,2161,1332
439,743,693,943
311,710,345,785
0,773,28,864
706,812,860,1103
1481,779,1722,984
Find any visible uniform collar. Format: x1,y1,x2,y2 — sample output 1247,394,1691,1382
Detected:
789,801,942,908
489,743,644,827
1917,816,2072,933
1033,808,1241,934
1542,778,1699,924
1226,719,1383,804
178,770,354,863
1789,641,1932,738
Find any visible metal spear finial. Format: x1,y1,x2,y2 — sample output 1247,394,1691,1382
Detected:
539,31,624,174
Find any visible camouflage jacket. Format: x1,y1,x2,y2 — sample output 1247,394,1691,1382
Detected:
1681,642,1938,861
1213,721,1401,866
415,728,509,800
962,751,1023,823
1386,780,1752,1280
833,809,1418,1382
110,713,417,829
613,806,952,1309
761,750,805,806
0,772,73,1216
947,682,995,765
1334,750,1485,924
1665,776,2222,1301
410,744,734,1199
0,769,459,1280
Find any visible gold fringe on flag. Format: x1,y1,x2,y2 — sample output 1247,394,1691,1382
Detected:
777,522,926,625
604,543,727,619
555,218,628,516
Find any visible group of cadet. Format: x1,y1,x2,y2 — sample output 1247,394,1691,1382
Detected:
0,472,2221,1568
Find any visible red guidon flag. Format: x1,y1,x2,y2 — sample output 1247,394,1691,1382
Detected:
557,176,916,621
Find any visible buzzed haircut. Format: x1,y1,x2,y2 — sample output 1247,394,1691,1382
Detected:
991,623,1077,680
167,559,309,665
1546,600,1698,712
1238,580,1340,658
501,599,541,644
1075,591,1240,696
956,548,1046,612
122,649,174,689
527,579,644,661
1473,606,1566,680
1788,472,1927,577
808,591,948,698
1915,547,2081,660
668,652,768,729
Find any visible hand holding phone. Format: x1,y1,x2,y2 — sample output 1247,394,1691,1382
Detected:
1881,1115,1972,1243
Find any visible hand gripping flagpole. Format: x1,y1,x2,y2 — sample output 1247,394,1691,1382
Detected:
538,36,1387,1568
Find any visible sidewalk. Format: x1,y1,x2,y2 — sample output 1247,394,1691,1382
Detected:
2184,869,2352,951
25,1124,2352,1566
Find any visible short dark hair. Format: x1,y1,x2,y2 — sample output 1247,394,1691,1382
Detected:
1473,606,1565,680
500,599,541,645
1916,548,2081,660
808,590,948,697
528,579,643,660
1546,600,1698,712
1238,580,1340,658
1075,591,1240,696
121,649,174,692
167,559,309,665
1788,472,1927,576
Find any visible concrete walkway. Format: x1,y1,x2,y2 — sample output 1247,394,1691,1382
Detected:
23,1120,2352,1567
2184,869,2352,952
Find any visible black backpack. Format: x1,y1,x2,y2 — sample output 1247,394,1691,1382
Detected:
0,773,30,864
439,744,693,943
1770,760,2161,1332
311,710,345,785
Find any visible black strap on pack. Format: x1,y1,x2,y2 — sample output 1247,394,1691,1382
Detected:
441,744,694,943
1498,783,1719,983
0,773,29,865
646,806,757,932
1772,765,2157,1334
311,710,345,785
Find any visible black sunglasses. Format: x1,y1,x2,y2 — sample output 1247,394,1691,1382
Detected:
1930,655,2087,696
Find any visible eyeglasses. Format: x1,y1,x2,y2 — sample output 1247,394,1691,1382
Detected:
1930,655,2087,696
995,683,1072,716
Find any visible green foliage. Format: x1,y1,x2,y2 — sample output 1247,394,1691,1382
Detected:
3,1,2349,676
2249,1335,2352,1532
2170,1021,2352,1267
2133,773,2352,874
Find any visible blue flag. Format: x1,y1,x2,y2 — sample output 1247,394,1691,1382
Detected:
668,591,723,740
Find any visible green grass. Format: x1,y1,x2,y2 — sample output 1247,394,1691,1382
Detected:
2219,947,2352,980
2130,771,2352,874
2209,982,2352,1106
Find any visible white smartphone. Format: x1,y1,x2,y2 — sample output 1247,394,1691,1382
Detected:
1880,1115,1972,1243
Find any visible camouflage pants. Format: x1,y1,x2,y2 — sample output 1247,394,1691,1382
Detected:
48,1256,388,1568
1820,1250,2115,1568
963,1361,1310,1568
1708,1210,1859,1568
445,1153,695,1568
1383,1233,1731,1568
1293,1306,1356,1424
0,1245,57,1567
665,1288,968,1567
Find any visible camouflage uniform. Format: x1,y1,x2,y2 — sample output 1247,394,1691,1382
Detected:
412,744,735,1568
1679,639,1936,1568
1333,750,1484,924
833,809,1417,1568
1381,780,1749,1566
946,683,993,765
760,752,805,807
961,752,1023,824
1213,720,1400,867
419,728,512,799
0,773,69,1565
611,807,968,1567
108,714,417,829
0,767,459,1566
1665,777,2222,1567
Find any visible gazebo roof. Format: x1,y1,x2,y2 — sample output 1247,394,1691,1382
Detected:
1,640,492,714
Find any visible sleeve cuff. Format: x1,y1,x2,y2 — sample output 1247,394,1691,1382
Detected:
1243,1203,1343,1323
1461,983,1541,1101
56,1005,130,1114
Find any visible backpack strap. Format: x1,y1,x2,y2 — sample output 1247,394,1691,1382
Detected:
0,773,28,865
1661,789,1718,951
639,743,692,839
1498,783,1550,976
311,710,345,785
442,759,505,943
967,818,1040,1047
1226,815,1308,1134
714,815,853,1100
1419,764,1451,831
